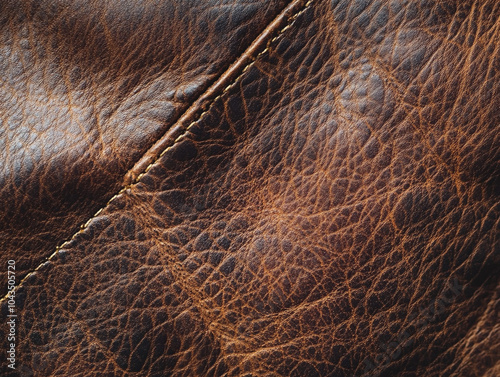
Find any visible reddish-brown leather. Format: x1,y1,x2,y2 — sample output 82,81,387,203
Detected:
1,0,499,376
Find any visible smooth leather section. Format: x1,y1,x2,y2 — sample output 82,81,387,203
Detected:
1,0,499,376
0,0,287,295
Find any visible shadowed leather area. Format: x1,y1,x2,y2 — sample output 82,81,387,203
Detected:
1,0,499,376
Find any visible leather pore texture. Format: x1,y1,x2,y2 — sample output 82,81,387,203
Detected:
1,0,499,376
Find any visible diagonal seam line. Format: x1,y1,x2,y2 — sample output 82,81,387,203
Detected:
122,0,311,186
1,0,314,303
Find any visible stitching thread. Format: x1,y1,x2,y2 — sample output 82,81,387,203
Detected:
2,0,314,302
134,0,314,184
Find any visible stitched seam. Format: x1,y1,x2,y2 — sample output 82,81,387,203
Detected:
132,0,314,184
2,0,314,303
121,0,313,186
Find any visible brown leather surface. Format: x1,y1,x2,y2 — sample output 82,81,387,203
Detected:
1,0,499,376
0,0,288,295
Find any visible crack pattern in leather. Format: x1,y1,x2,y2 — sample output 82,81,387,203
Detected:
0,0,289,296
1,0,499,376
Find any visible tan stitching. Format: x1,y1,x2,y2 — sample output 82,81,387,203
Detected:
1,0,315,303
134,0,314,184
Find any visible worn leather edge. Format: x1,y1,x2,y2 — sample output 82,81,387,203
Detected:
1,0,314,303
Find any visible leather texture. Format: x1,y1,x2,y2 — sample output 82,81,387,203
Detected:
0,0,288,295
1,0,499,376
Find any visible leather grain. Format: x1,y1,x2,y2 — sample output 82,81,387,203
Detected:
0,0,288,295
1,0,499,376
